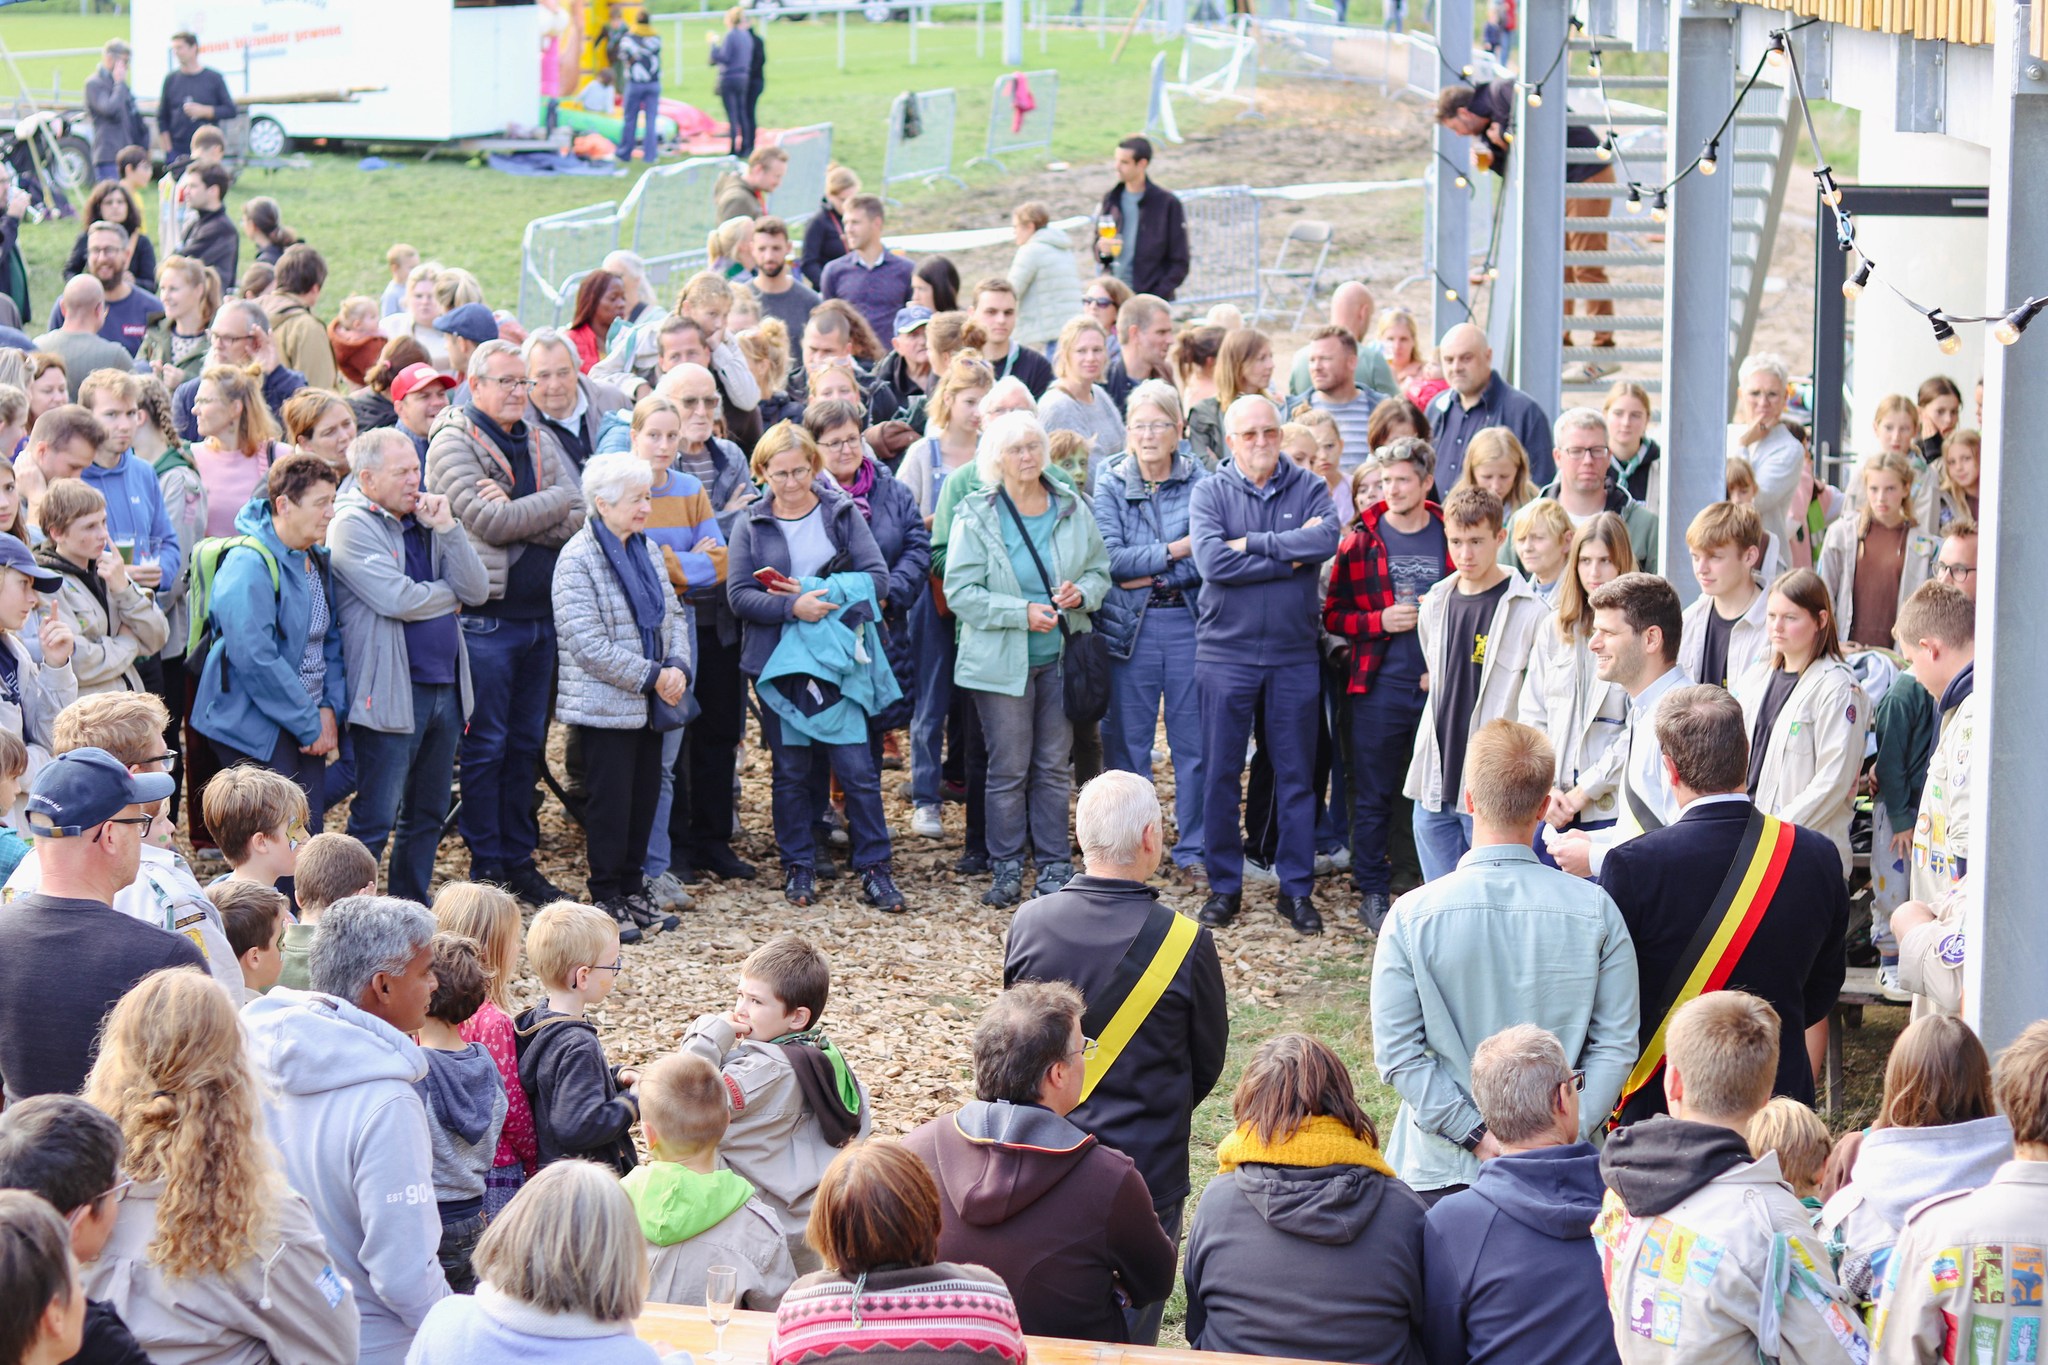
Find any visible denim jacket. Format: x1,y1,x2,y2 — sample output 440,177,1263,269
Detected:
1089,450,1206,661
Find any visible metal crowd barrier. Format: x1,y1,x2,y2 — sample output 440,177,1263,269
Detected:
1174,185,1262,308
621,155,741,289
1145,50,1182,144
881,88,969,202
518,201,624,328
969,69,1059,171
765,123,835,231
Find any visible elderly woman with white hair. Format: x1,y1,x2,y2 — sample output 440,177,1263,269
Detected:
552,450,692,940
1727,353,1807,553
943,409,1112,906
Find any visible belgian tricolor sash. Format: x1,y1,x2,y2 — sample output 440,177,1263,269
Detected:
1610,807,1795,1126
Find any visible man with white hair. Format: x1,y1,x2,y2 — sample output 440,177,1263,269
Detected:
330,428,489,903
244,895,450,1364
1425,323,1555,489
1189,395,1342,934
1520,407,1659,570
1421,1024,1620,1365
426,339,586,905
1004,769,1227,1346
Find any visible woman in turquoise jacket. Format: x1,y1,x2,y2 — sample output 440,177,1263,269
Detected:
191,453,347,828
943,409,1110,907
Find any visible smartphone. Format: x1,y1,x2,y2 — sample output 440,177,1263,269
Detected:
754,567,797,591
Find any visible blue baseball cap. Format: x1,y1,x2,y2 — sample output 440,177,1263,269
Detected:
432,303,499,345
0,532,60,592
893,304,934,335
25,747,176,837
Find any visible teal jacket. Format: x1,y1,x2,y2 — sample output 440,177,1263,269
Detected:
756,571,902,746
942,477,1110,697
192,495,348,755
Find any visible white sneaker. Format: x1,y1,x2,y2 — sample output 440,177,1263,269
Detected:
912,804,944,838
1877,963,1912,1003
1243,857,1280,886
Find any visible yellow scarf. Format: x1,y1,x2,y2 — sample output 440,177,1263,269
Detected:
1215,1114,1397,1177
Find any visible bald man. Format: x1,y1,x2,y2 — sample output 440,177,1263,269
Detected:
32,277,135,401
1285,282,1398,398
1423,323,1555,488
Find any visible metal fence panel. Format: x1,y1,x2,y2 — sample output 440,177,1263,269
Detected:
969,69,1058,170
1145,49,1184,143
1176,22,1258,103
1174,186,1261,308
881,89,969,199
621,155,741,289
766,123,835,231
518,201,624,329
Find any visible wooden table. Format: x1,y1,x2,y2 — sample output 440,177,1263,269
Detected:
636,1302,1332,1365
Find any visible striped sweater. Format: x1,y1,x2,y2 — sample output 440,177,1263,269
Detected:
647,466,728,595
770,1264,1028,1365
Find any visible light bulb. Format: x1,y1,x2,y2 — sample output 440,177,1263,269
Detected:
1767,37,1787,67
1842,260,1872,299
1461,64,1474,78
1651,191,1668,223
1596,137,1613,163
1625,188,1643,214
1994,298,2047,345
1700,142,1719,175
1444,287,1459,301
1930,314,1961,355
1526,87,1543,108
1486,266,1499,280
1454,174,1469,188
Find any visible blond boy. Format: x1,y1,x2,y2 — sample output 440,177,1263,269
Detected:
513,903,640,1175
202,765,307,889
1679,502,1770,691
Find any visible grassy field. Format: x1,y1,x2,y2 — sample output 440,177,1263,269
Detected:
1,7,1213,309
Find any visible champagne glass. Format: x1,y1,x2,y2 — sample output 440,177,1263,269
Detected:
706,1264,739,1363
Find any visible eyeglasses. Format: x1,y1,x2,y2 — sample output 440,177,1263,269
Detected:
762,466,814,483
97,1176,134,1206
139,747,178,772
1082,295,1116,308
99,815,154,833
1565,1069,1586,1092
210,330,256,344
1561,445,1610,460
820,434,864,451
1129,421,1177,436
675,395,720,410
480,376,535,393
587,959,626,975
1937,561,1977,581
1069,1037,1100,1062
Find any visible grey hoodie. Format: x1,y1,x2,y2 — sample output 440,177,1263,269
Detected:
242,988,450,1365
414,1042,509,1215
1817,1113,2013,1306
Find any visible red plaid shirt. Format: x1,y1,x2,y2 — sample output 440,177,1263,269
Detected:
1322,500,1453,695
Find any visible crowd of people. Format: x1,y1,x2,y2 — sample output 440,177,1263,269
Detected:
0,56,2033,1365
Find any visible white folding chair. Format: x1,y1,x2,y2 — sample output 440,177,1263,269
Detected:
1254,218,1335,329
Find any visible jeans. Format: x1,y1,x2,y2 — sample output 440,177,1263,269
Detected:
971,663,1071,864
1105,605,1204,865
209,728,330,832
909,588,955,807
1412,803,1475,883
347,682,463,903
756,693,893,870
674,614,745,864
456,616,555,871
1347,680,1427,894
720,85,752,157
436,1211,486,1295
1200,658,1319,897
644,727,685,878
574,724,664,901
617,79,662,161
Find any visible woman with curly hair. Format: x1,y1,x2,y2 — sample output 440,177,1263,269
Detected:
84,968,359,1364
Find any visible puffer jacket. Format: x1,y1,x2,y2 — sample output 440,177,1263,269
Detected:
943,475,1111,697
838,458,929,729
726,479,886,680
424,404,585,601
86,1177,358,1365
1090,449,1205,660
551,521,693,729
32,548,167,696
1516,614,1629,817
1008,226,1083,350
190,494,347,757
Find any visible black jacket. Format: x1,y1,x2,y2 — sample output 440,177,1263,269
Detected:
1184,1159,1428,1365
1003,875,1227,1205
512,1006,638,1175
180,207,239,290
74,1299,153,1365
800,201,848,291
1598,799,1849,1124
1093,180,1191,301
1,214,29,323
987,343,1055,400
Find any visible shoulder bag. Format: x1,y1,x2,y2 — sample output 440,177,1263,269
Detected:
995,485,1111,726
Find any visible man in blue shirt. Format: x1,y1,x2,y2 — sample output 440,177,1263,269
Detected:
77,371,180,610
819,195,915,346
1426,322,1555,488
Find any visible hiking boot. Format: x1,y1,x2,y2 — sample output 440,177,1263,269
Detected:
697,846,758,881
1279,893,1323,936
626,888,680,935
1357,891,1392,934
911,804,944,838
1033,860,1075,897
599,896,645,945
1197,891,1241,927
646,872,695,913
782,864,817,907
859,865,908,912
503,862,565,907
982,858,1026,907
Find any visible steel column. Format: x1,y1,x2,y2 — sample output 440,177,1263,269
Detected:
1656,0,1737,593
1965,4,2048,1050
1429,0,1474,343
1507,0,1565,417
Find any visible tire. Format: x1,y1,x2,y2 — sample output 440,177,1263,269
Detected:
246,116,290,159
52,135,92,192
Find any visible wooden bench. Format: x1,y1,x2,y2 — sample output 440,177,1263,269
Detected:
637,1302,1329,1365
1824,965,1890,1119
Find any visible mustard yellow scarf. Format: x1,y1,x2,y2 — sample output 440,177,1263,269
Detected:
1215,1114,1397,1177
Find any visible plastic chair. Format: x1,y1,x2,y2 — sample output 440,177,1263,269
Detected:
1255,218,1334,329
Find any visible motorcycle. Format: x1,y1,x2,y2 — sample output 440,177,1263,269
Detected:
0,108,93,220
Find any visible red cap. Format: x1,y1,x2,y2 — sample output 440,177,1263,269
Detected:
391,362,457,404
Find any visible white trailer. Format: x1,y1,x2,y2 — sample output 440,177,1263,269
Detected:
130,0,542,154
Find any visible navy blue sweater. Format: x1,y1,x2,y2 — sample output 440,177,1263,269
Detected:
1187,455,1340,666
1419,1142,1620,1365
